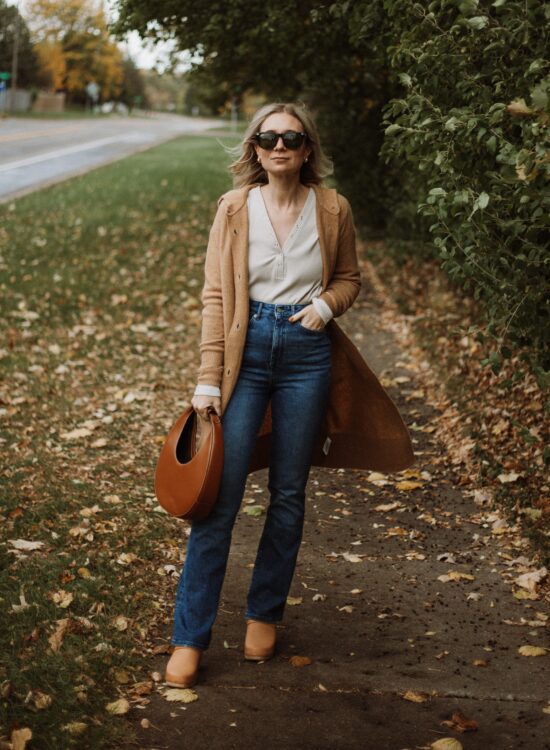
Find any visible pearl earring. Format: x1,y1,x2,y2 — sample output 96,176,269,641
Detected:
304,157,309,163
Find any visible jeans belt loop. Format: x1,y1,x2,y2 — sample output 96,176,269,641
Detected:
257,301,263,319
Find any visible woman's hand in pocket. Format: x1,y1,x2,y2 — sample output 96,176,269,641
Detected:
288,304,325,331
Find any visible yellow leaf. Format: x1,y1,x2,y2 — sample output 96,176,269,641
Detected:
289,655,312,667
472,659,489,667
33,690,53,709
106,698,130,715
163,688,199,703
114,669,131,684
513,589,539,600
402,690,428,703
114,615,129,631
518,645,547,657
77,567,92,578
286,596,303,605
431,740,463,750
51,589,74,608
395,480,423,491
447,571,475,581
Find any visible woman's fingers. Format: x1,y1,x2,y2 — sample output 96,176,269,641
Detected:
289,305,325,330
192,395,222,419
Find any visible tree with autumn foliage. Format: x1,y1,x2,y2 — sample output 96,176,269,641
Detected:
26,0,124,103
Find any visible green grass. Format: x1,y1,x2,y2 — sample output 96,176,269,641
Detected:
0,134,239,748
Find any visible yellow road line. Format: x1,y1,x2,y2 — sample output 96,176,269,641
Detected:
0,125,85,143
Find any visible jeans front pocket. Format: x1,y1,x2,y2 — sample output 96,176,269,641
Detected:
298,320,327,335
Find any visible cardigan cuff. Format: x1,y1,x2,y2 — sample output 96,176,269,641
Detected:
311,296,334,324
194,384,222,398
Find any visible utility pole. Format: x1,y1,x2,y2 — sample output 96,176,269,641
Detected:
10,7,20,113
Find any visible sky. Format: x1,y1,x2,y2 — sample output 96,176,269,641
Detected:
104,0,191,72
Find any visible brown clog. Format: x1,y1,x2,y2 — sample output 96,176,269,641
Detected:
164,646,202,687
244,619,277,661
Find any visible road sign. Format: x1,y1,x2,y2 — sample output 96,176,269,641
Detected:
0,72,11,80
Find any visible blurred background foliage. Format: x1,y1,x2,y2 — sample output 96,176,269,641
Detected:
112,0,550,383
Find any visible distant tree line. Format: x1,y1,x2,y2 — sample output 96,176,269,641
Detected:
0,0,148,110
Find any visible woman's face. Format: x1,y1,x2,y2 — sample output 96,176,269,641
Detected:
254,112,312,181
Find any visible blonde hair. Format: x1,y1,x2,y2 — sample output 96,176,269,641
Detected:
227,102,333,188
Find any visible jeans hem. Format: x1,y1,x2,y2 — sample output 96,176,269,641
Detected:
245,612,283,624
171,639,208,650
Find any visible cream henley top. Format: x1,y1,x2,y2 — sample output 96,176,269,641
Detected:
195,186,333,398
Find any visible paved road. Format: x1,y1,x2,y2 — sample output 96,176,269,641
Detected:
0,113,221,202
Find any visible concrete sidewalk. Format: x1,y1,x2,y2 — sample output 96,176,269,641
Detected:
126,268,549,750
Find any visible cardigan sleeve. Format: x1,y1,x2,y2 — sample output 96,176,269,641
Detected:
196,201,226,389
316,195,361,318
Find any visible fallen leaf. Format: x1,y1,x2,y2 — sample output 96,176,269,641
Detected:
163,688,199,703
395,480,423,490
514,567,547,593
431,740,463,750
402,690,428,703
338,605,354,613
518,645,547,657
8,539,44,551
33,690,53,709
11,593,31,613
374,501,403,512
51,590,74,608
11,727,32,750
287,596,303,605
445,709,479,732
341,551,363,563
106,697,130,714
438,571,475,583
141,718,151,728
289,655,312,667
60,427,93,440
472,659,489,667
243,505,265,517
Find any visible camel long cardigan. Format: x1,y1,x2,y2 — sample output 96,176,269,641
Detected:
196,182,415,474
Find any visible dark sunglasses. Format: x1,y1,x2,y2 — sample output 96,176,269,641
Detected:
255,130,308,150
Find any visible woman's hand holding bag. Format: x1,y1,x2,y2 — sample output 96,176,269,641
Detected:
154,406,224,521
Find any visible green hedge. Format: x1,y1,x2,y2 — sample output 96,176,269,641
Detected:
377,0,550,381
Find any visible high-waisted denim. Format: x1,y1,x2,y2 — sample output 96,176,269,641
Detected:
171,299,332,650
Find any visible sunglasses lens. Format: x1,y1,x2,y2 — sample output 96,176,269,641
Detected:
282,132,304,149
257,133,278,150
256,131,306,150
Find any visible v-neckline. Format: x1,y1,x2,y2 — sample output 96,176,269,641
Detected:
258,186,312,252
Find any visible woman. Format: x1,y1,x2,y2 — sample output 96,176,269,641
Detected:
165,102,414,688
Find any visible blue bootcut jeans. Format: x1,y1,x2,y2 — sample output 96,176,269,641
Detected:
171,299,332,650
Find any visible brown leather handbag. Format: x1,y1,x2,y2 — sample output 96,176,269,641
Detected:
154,406,224,521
